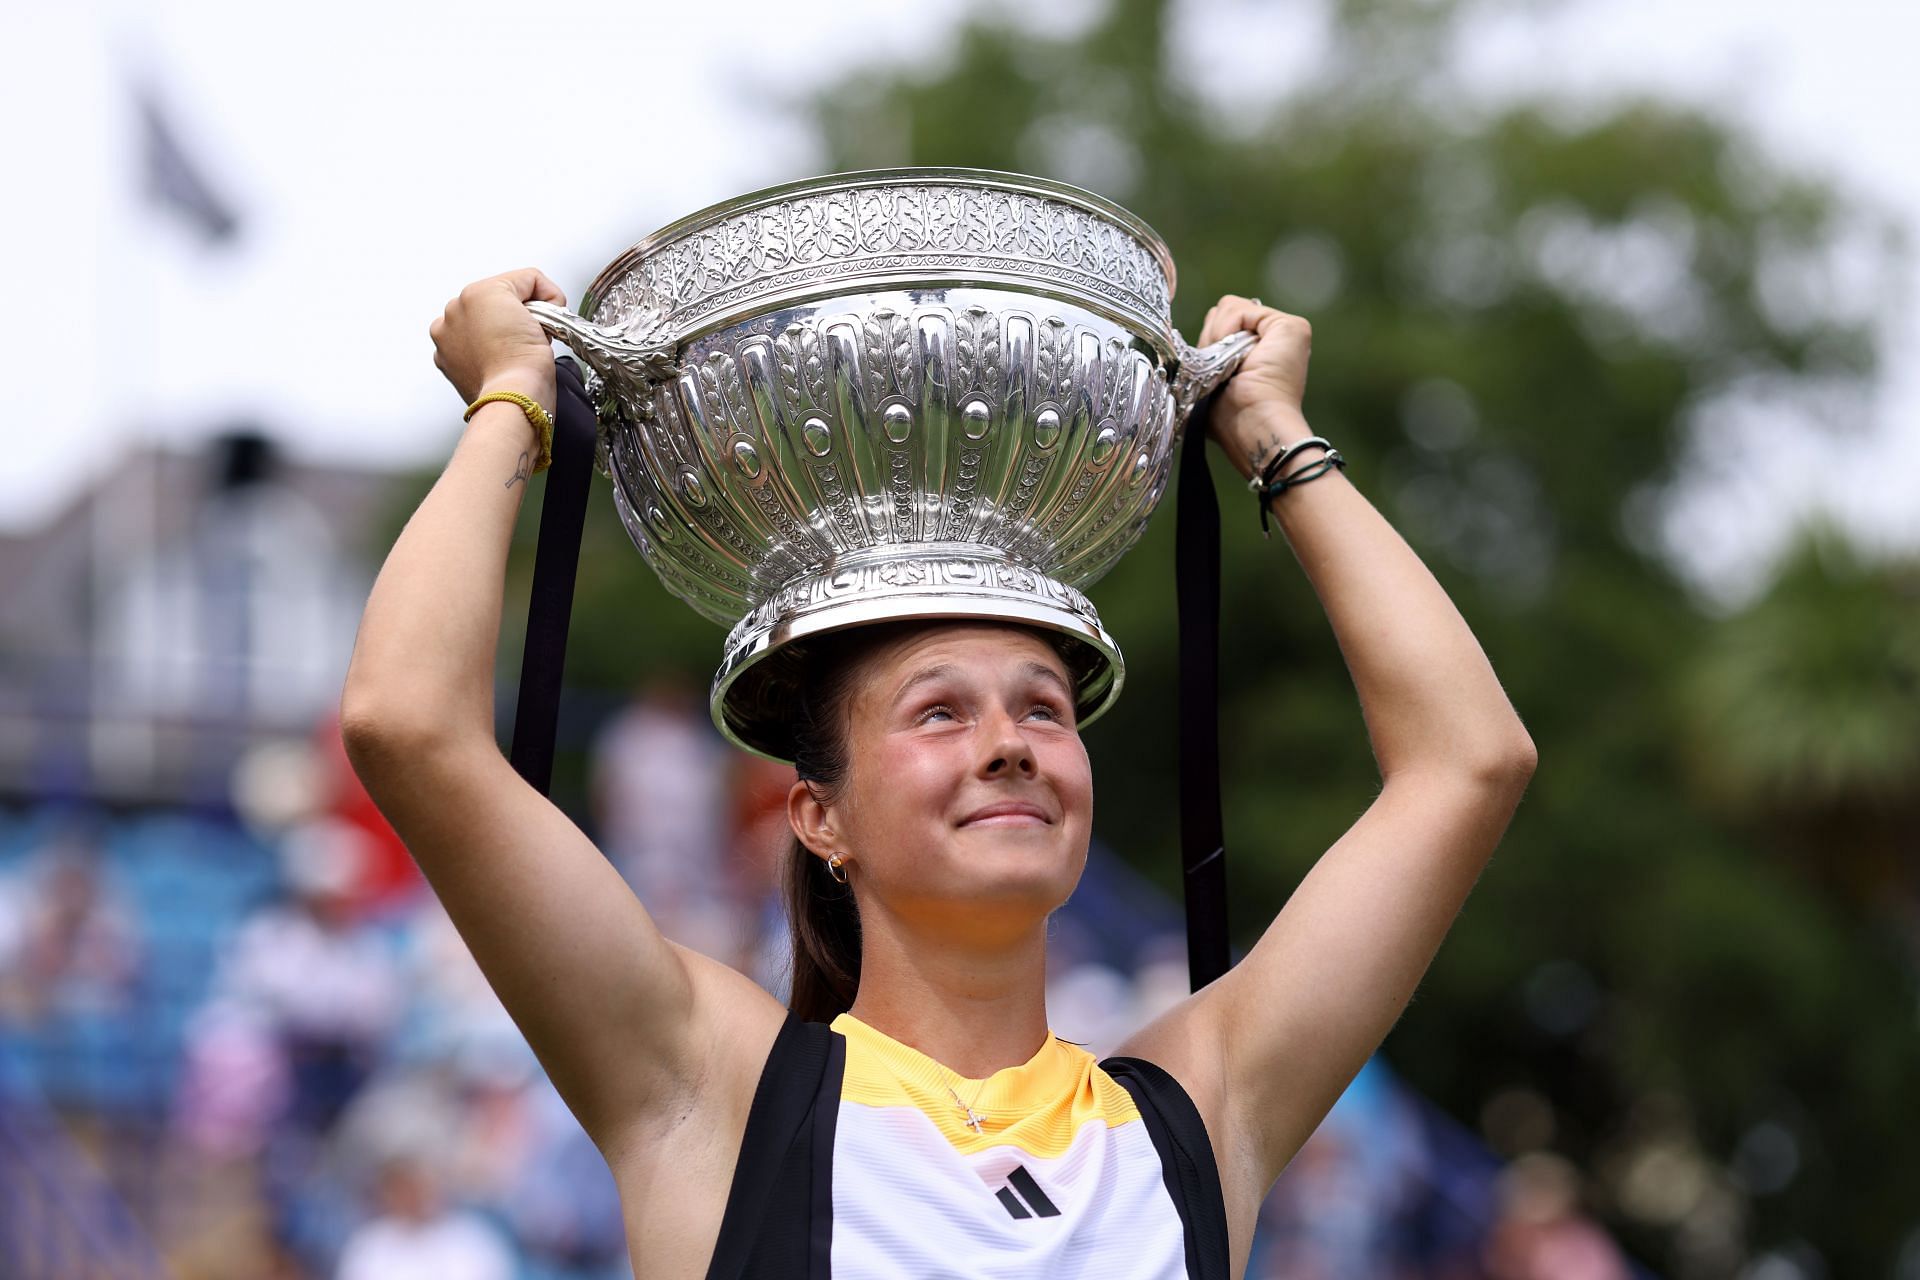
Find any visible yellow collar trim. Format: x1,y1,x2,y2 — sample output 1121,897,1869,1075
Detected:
830,1013,1140,1157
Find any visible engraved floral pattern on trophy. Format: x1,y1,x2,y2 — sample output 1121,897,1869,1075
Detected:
944,305,1002,545
768,315,869,558
864,308,921,543
693,347,824,588
622,390,760,608
603,418,745,621
1046,362,1167,575
1007,335,1136,575
583,182,1171,346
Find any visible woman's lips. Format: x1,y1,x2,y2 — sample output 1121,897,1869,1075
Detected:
959,805,1052,827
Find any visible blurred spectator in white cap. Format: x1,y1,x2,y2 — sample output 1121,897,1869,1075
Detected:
334,1152,514,1280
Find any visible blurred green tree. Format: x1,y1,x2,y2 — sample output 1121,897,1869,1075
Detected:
1684,527,1920,886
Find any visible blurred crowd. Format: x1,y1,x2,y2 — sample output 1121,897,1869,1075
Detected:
0,679,1637,1279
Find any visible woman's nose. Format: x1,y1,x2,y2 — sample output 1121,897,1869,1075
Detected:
982,715,1037,777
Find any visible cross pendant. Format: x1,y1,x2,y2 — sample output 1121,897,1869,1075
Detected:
949,1086,986,1134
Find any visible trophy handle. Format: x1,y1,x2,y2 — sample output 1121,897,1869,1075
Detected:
526,300,678,386
1170,329,1258,423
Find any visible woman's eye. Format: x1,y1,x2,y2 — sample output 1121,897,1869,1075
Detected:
1028,703,1062,722
918,704,956,723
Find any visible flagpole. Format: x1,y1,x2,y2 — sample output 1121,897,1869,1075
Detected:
98,9,159,798
104,4,247,798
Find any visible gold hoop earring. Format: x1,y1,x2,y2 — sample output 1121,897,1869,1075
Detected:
826,853,849,884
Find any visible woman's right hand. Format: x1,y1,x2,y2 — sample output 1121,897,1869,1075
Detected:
429,268,569,414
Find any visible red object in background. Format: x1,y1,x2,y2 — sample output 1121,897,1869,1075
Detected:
314,713,422,909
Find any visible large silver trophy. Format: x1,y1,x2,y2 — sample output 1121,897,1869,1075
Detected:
525,168,1254,761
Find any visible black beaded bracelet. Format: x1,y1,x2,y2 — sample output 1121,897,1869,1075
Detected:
1258,447,1346,534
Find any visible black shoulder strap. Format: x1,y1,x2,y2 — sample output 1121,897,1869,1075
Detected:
508,356,597,795
1101,1055,1231,1280
705,1014,844,1280
1175,394,1231,991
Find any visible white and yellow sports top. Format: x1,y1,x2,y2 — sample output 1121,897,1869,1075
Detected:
702,1012,1229,1279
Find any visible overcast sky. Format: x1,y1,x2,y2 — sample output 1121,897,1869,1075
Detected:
3,0,1914,603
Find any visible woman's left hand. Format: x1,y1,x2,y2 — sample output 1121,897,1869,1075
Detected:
1195,295,1315,483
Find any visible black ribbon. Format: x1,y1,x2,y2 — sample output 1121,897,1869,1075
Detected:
507,356,596,795
1175,391,1232,992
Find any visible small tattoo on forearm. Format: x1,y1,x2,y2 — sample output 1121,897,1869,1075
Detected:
504,451,531,490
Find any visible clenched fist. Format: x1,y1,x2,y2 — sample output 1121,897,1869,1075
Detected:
1195,295,1314,483
429,268,568,414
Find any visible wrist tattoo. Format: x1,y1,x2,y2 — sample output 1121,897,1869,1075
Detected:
504,450,531,490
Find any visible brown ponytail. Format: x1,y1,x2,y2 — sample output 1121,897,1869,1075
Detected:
783,833,860,1023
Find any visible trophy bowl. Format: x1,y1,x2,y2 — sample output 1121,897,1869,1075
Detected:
526,168,1253,760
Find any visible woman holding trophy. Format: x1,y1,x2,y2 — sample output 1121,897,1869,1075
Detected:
342,172,1535,1278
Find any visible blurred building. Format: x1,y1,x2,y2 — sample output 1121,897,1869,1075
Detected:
0,432,388,805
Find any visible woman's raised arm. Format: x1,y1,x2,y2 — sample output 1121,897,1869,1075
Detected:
1119,296,1537,1251
339,270,781,1143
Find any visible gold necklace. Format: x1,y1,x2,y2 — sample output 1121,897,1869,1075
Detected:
947,1078,990,1134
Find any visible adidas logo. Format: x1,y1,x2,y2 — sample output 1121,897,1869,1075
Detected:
994,1165,1060,1220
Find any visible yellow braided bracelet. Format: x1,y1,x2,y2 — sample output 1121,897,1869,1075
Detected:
463,391,554,474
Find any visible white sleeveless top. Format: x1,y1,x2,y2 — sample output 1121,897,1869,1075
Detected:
701,1012,1229,1279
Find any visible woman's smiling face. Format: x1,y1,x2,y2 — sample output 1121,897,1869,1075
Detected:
807,622,1095,941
